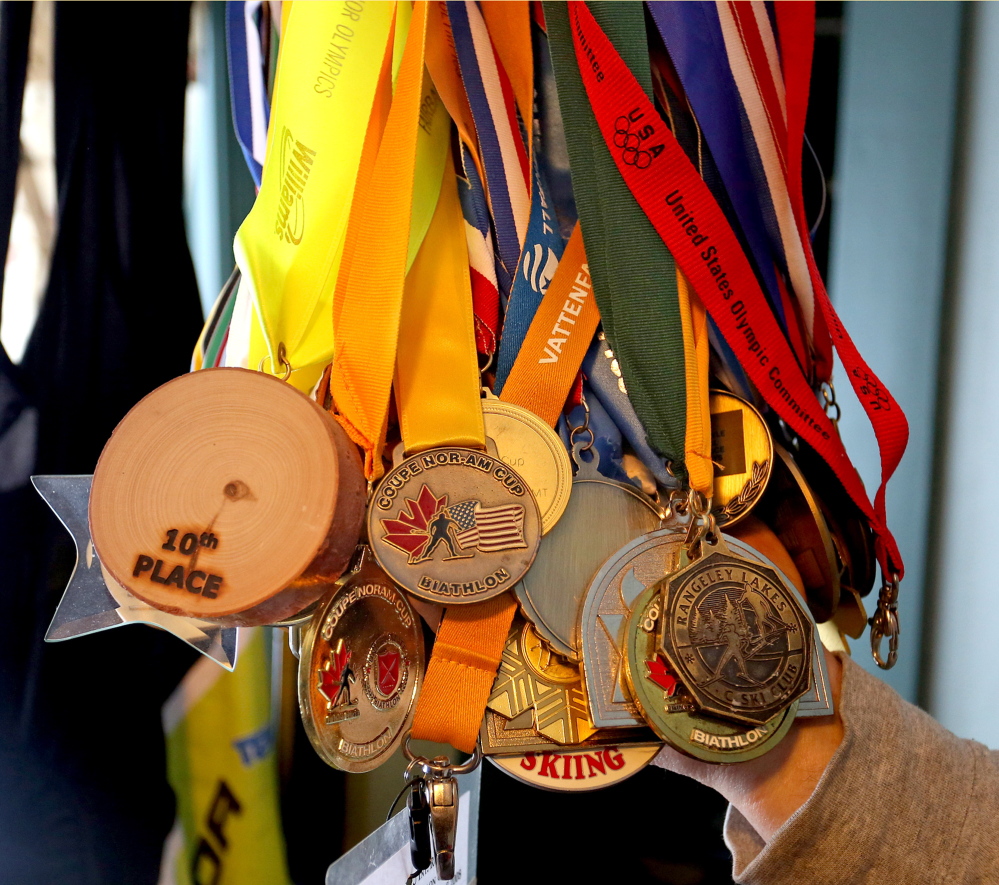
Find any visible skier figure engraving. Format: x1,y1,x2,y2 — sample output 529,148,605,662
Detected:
413,508,473,563
700,593,760,687
333,658,356,708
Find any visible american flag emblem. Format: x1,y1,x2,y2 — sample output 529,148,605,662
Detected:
448,500,527,553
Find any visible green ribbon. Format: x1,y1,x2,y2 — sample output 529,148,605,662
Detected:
545,0,688,479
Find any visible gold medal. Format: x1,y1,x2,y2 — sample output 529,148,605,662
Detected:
710,390,773,527
481,392,573,535
516,443,663,660
487,619,595,745
658,532,812,726
834,585,868,640
480,707,657,754
368,447,541,604
298,547,423,772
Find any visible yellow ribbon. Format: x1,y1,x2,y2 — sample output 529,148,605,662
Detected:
395,146,486,454
234,2,393,391
413,226,602,753
235,1,450,396
678,269,713,495
328,1,432,480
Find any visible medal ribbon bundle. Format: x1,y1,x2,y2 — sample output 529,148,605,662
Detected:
38,1,909,877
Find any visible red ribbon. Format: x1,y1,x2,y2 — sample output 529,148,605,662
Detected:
566,0,907,578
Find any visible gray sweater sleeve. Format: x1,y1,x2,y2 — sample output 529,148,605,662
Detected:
724,654,999,884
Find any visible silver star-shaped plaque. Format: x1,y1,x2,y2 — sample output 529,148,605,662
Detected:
32,475,238,670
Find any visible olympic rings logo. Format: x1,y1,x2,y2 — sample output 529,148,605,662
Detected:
614,115,653,169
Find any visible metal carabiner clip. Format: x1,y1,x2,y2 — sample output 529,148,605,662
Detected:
869,573,900,669
401,737,482,880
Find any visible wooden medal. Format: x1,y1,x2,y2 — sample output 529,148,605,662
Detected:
89,368,366,626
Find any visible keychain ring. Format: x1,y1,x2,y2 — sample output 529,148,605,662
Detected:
258,341,294,381
403,734,482,777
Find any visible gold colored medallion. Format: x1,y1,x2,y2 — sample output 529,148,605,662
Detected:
298,548,423,773
487,620,595,745
710,390,773,527
480,708,658,755
368,448,541,604
516,444,663,660
481,393,572,535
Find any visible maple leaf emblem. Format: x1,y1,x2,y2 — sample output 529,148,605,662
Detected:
318,639,351,703
379,485,448,561
646,654,680,697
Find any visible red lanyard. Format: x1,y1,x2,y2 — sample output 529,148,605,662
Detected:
566,1,907,579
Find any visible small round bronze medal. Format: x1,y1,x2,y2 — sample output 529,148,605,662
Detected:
754,444,841,622
658,539,812,726
368,448,541,604
298,548,423,773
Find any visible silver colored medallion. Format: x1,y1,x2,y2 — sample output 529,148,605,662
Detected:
516,443,662,661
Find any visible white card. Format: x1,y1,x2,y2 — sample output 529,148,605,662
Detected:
326,768,481,885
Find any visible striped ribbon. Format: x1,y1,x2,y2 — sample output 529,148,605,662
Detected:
457,143,501,359
646,2,786,336
494,155,566,392
192,267,240,371
226,1,270,188
447,0,530,282
714,2,822,359
648,1,834,380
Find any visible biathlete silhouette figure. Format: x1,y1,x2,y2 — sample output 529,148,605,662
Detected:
413,509,473,563
333,661,356,708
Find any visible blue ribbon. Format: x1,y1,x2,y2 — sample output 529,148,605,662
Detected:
494,157,565,392
646,1,787,329
225,1,269,187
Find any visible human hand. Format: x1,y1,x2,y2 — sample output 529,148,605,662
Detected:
653,648,844,842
